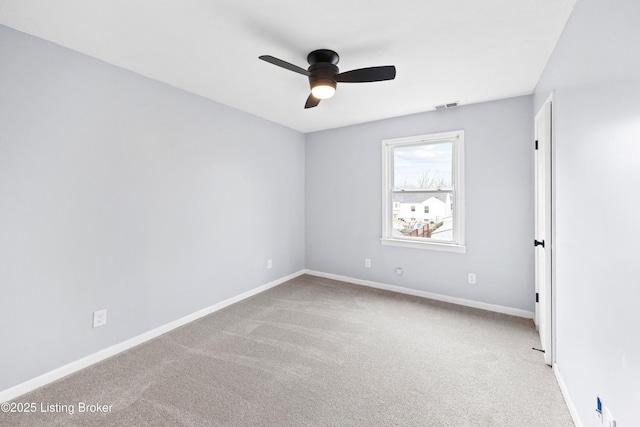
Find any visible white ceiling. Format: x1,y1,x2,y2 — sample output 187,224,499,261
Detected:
0,0,576,133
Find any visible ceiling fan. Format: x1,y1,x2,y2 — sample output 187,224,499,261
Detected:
259,49,396,109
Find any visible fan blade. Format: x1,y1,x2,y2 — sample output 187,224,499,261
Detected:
305,94,320,109
259,55,310,76
335,65,396,83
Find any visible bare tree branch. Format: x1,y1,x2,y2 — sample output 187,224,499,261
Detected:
416,170,444,189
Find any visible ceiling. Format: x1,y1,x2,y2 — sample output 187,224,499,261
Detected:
0,0,576,133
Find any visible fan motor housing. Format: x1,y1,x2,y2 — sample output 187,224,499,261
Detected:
308,63,338,92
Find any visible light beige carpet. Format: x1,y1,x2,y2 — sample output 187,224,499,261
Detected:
2,274,574,426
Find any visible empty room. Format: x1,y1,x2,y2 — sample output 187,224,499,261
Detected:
1,1,638,426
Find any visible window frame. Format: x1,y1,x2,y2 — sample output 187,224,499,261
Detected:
381,130,466,253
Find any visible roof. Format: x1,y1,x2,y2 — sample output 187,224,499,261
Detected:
393,192,449,204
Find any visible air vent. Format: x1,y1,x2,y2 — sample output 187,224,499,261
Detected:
434,102,460,110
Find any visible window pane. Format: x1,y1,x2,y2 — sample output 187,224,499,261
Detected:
392,192,453,240
393,142,452,190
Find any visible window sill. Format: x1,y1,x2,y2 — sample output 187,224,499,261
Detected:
380,237,466,253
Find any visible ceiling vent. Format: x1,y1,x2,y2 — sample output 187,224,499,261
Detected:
434,102,460,110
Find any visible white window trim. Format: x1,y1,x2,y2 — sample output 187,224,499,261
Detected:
381,130,466,253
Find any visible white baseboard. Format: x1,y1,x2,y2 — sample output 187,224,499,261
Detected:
553,363,583,427
304,269,534,319
0,270,305,404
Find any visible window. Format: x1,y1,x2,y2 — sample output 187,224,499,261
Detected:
381,130,465,252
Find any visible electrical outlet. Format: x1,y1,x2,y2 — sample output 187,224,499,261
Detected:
365,258,371,268
93,309,107,328
267,259,272,269
468,273,477,284
395,268,403,276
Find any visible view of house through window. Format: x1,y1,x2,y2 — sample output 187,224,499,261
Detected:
382,130,465,252
392,141,453,240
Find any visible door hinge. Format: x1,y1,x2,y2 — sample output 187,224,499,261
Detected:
535,139,538,150
534,239,545,248
536,292,539,303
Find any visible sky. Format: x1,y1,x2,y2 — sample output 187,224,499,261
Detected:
393,142,452,190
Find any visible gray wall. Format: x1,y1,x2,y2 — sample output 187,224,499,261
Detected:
305,96,535,311
0,25,305,391
533,0,640,425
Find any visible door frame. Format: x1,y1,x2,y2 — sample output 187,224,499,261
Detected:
534,93,555,366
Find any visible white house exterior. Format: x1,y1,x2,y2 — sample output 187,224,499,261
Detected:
392,193,452,235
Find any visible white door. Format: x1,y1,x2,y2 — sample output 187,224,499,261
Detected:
535,96,553,366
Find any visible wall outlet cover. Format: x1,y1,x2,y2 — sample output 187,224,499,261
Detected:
93,309,107,328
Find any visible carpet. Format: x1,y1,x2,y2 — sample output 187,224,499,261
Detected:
1,274,574,426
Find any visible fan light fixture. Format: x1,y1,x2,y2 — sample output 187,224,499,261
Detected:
311,80,336,99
